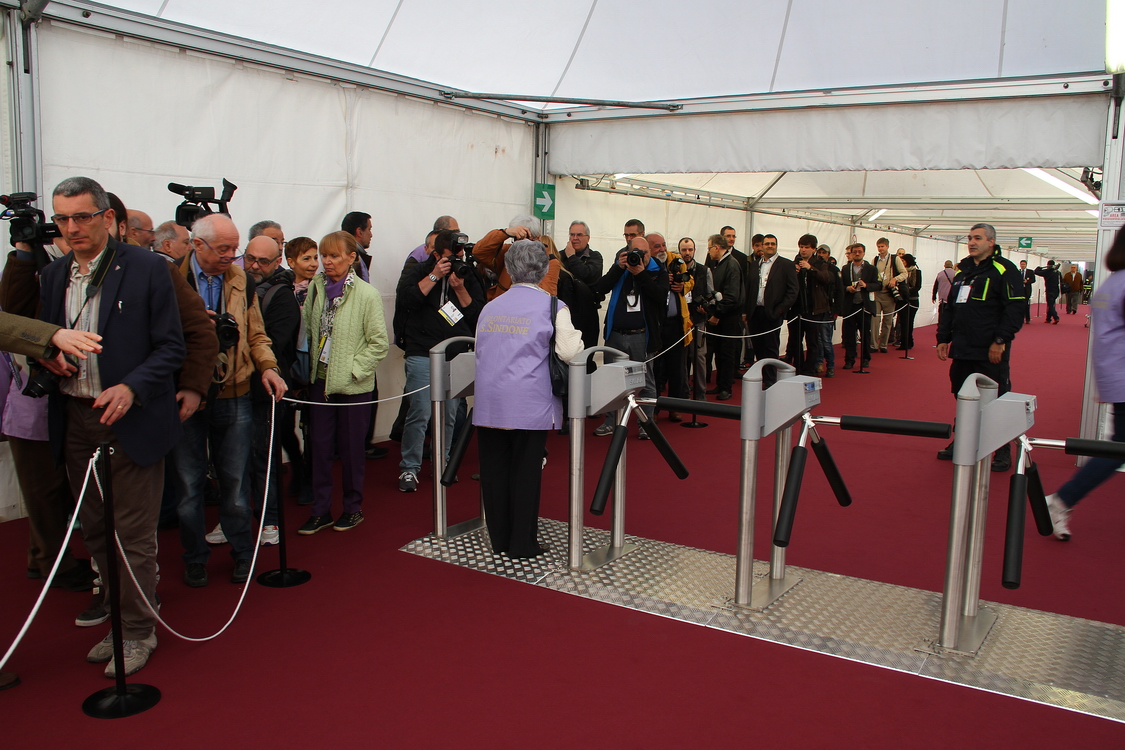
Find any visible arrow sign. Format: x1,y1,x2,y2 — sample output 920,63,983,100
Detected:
1018,237,1033,249
533,183,555,220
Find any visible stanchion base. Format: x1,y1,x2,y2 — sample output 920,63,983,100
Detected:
439,516,486,540
82,683,161,718
256,568,312,588
580,542,639,571
925,607,999,657
728,573,802,611
899,355,914,361
680,420,709,429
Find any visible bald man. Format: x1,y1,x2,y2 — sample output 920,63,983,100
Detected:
126,209,155,249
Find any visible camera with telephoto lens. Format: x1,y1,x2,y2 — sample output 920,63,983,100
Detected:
669,257,691,284
214,312,240,351
447,233,477,279
168,179,237,229
626,249,643,267
0,192,62,269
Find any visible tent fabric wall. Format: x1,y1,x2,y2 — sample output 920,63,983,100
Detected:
33,20,536,440
548,95,1109,175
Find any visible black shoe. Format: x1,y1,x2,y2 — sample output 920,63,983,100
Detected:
705,387,720,395
51,559,96,592
298,515,334,535
333,511,364,531
637,431,651,441
26,567,41,579
364,445,388,459
184,563,208,588
991,446,1012,472
717,391,733,401
75,594,109,627
860,359,870,367
936,441,954,461
231,558,251,584
879,348,888,353
842,361,854,370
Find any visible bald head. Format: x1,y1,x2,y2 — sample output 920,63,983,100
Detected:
244,235,282,283
126,209,155,249
646,233,667,262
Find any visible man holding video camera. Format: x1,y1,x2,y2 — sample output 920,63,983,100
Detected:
395,228,486,492
170,213,287,588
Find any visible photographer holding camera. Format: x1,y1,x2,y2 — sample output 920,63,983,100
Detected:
472,214,559,300
590,235,669,437
170,213,287,588
648,233,693,419
394,228,486,493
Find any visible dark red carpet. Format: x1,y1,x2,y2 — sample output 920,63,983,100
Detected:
2,303,1122,747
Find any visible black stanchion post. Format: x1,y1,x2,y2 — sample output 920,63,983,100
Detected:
82,443,161,719
258,407,311,588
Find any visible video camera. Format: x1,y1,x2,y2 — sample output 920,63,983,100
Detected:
448,232,477,279
0,192,62,269
168,178,237,229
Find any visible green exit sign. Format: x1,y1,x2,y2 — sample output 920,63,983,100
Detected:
533,183,555,221
1018,237,1033,248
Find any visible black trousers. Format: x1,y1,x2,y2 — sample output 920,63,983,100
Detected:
478,427,547,558
841,308,871,365
748,307,783,386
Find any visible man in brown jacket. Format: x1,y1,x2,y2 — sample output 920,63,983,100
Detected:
1062,265,1084,315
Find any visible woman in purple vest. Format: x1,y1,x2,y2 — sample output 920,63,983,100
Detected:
474,240,583,557
1046,228,1125,540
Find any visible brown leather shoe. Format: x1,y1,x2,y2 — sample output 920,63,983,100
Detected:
668,412,682,423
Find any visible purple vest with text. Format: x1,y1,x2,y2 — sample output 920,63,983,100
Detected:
473,284,561,430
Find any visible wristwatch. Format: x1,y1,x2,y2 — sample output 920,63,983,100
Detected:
993,336,1006,345
428,274,438,282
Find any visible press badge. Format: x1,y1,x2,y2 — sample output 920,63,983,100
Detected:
956,285,971,304
439,301,464,325
319,336,332,364
684,291,692,304
626,293,641,313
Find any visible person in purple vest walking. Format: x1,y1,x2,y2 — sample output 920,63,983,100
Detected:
1046,228,1125,541
473,240,583,558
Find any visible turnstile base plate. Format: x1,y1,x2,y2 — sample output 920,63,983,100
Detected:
402,519,1125,723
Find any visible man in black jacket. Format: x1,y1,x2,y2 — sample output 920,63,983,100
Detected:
395,229,486,490
937,223,1025,471
591,235,668,437
839,244,881,370
703,234,743,400
562,220,603,288
1034,259,1061,324
743,234,798,387
244,235,301,546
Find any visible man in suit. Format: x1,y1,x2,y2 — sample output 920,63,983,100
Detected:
743,233,798,387
1018,260,1035,322
38,176,186,677
839,244,882,369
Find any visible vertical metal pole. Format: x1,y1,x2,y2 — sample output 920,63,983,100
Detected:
97,443,128,695
568,414,584,569
431,399,447,538
961,455,992,618
770,424,792,580
734,438,760,606
611,408,627,549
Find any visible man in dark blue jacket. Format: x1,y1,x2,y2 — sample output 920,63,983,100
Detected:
38,176,184,677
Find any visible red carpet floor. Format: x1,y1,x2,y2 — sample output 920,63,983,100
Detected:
2,302,1123,747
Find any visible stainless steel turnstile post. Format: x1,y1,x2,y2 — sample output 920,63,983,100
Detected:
429,337,484,539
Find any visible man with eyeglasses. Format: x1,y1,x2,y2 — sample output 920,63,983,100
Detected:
126,210,155,250
170,213,287,589
35,176,186,677
561,220,603,287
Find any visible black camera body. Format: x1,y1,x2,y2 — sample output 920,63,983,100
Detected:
448,233,477,278
22,364,62,398
669,257,691,284
214,312,240,351
169,179,237,229
626,250,644,267
1,192,62,269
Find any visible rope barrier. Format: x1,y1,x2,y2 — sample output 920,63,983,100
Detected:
112,400,278,642
0,450,98,671
283,384,428,408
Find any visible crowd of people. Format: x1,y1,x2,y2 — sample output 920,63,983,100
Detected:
0,176,1111,690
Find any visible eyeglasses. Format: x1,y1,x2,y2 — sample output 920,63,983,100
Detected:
50,209,107,226
569,232,588,238
245,255,279,268
197,237,241,262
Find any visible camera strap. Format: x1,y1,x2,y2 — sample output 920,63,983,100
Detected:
67,245,118,331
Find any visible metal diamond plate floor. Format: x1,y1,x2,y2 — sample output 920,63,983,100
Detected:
402,518,1125,723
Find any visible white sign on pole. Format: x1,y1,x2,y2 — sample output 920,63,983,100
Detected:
1099,202,1125,230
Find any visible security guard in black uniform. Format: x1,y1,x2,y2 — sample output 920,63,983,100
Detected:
935,223,1025,471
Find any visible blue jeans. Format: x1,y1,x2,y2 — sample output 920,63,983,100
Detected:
819,318,835,368
172,394,255,564
1058,404,1125,508
400,355,458,475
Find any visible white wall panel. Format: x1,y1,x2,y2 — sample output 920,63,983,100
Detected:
549,96,1109,175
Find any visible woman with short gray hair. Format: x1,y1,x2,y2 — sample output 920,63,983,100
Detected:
472,239,582,557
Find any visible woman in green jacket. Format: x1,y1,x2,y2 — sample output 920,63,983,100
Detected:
298,231,388,534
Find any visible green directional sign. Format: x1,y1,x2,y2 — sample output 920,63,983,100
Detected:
1018,237,1033,249
533,183,555,221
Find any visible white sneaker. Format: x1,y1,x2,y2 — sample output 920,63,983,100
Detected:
204,523,227,544
1046,494,1072,541
260,525,280,546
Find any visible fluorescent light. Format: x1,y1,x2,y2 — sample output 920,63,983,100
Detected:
1022,168,1099,205
1110,0,1125,73
869,209,887,221
1088,209,1100,218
